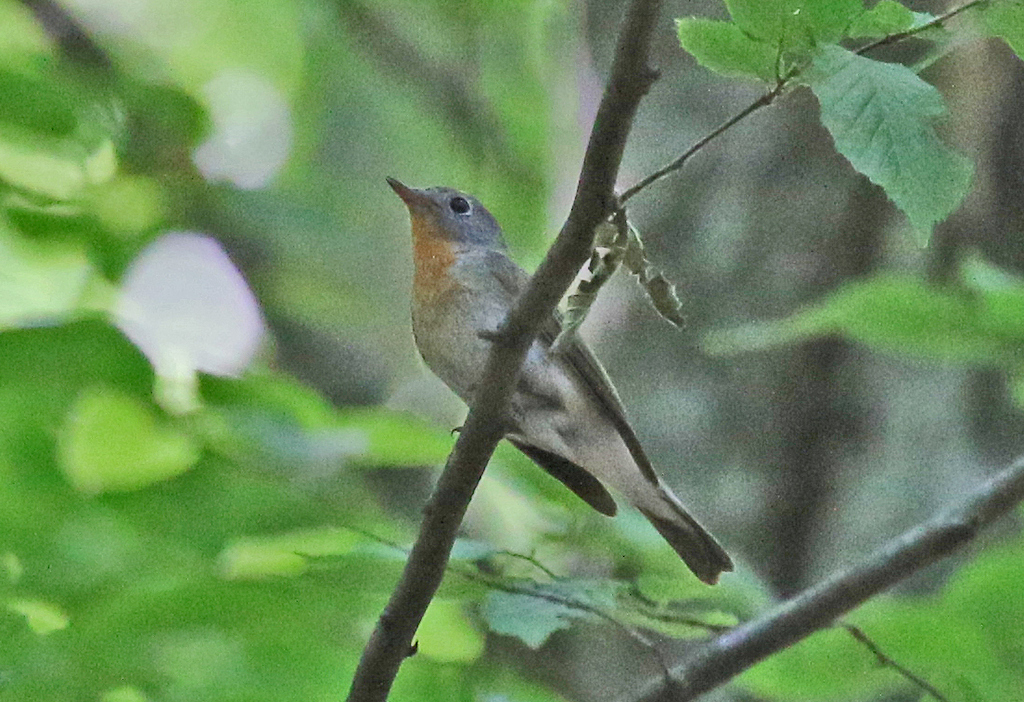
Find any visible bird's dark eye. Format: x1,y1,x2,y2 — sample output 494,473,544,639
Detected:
449,196,471,214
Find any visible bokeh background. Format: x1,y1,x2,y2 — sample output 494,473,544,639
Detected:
2,0,1024,701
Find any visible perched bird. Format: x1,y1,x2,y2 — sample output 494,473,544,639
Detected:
388,178,732,584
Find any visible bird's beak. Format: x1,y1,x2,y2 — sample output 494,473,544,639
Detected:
386,177,425,207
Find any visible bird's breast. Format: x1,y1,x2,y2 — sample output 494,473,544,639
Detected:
411,258,511,404
411,231,458,307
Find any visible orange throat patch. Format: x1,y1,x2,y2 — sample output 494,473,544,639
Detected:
411,217,457,304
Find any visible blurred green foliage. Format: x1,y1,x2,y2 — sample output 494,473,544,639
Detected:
1,0,1024,701
741,528,1024,700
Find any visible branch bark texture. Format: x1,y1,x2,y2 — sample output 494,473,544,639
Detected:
345,2,664,700
628,455,1024,702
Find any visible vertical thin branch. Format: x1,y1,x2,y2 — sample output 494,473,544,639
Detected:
344,2,664,700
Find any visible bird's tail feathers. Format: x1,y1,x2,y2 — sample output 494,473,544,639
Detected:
637,484,733,585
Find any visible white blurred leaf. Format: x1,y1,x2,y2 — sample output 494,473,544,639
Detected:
114,232,266,388
193,71,292,189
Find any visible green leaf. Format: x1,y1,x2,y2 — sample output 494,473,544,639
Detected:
981,1,1024,59
805,46,974,243
202,370,340,427
100,687,150,702
941,539,1024,683
962,259,1024,343
416,599,485,663
726,0,863,46
0,69,118,200
738,626,880,700
481,590,577,649
0,69,78,137
847,580,1023,701
87,175,167,237
0,2,51,64
676,18,778,81
58,386,200,494
337,407,455,467
848,0,916,38
0,224,112,330
218,526,375,579
5,598,70,635
2,552,24,583
705,274,1010,363
480,579,619,649
208,372,455,469
218,540,308,579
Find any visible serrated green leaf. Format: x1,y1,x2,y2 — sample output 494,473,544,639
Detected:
848,0,916,38
58,386,200,494
806,46,974,243
981,1,1024,59
481,590,577,648
676,18,778,81
726,0,863,46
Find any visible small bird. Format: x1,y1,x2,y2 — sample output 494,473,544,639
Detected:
388,178,732,584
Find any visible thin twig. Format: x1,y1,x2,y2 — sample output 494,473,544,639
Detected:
344,3,664,700
620,79,786,203
842,623,951,702
854,0,987,55
625,454,1024,702
492,549,562,580
629,604,732,636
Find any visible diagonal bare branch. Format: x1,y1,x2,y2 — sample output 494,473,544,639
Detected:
626,455,1024,702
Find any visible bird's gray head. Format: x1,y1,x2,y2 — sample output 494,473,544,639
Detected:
387,177,507,249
